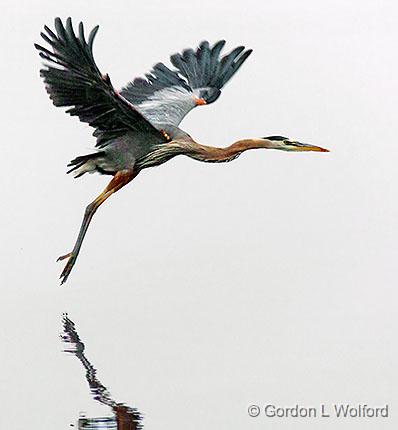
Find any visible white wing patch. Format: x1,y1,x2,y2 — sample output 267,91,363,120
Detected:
134,86,196,128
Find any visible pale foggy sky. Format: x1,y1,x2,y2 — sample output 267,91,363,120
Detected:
1,1,397,429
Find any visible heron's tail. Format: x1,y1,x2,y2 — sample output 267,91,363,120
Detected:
67,151,108,178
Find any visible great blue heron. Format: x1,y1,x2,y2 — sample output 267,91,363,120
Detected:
61,314,142,430
35,18,329,284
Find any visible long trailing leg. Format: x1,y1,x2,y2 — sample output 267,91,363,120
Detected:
58,170,137,285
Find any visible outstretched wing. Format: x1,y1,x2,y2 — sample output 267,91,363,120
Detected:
35,18,168,148
120,41,252,126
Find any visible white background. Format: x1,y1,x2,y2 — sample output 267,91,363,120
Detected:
1,1,397,429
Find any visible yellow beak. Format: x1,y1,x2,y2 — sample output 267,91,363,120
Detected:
293,143,329,152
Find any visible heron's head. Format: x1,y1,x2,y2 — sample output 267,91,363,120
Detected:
261,136,329,152
193,87,221,106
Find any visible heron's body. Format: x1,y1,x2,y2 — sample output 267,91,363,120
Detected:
35,18,328,284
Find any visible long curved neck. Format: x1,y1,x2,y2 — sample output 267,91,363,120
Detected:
186,139,275,163
135,138,275,170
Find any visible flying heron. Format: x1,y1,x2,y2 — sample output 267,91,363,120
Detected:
35,18,329,284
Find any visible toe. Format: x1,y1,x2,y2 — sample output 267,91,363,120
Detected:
57,252,72,262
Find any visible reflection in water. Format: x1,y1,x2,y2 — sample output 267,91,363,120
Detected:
78,417,116,429
61,314,143,430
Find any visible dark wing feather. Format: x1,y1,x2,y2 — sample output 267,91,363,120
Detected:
218,49,253,86
171,39,253,90
35,18,167,148
120,40,252,107
121,63,191,105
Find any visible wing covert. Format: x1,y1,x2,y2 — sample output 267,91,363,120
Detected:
120,40,252,126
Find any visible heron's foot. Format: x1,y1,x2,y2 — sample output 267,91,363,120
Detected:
57,252,76,285
57,252,72,262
